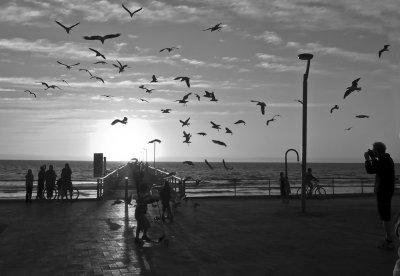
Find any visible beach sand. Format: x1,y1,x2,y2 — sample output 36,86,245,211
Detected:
0,196,399,275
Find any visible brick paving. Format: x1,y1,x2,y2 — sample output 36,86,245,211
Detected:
0,192,400,275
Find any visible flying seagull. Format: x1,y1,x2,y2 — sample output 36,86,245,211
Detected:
121,4,142,17
161,109,171,113
83,33,121,44
343,78,361,99
295,99,303,104
203,90,214,98
24,90,36,98
234,120,246,125
203,23,223,32
139,98,149,103
378,45,390,58
145,88,154,94
225,127,233,135
212,140,227,147
330,105,339,114
266,115,281,126
37,82,61,90
174,76,191,88
148,139,161,144
222,159,233,170
160,47,179,53
183,161,194,166
55,21,80,34
194,93,201,101
89,48,106,59
90,76,105,83
111,117,128,125
112,60,129,73
139,85,146,90
183,131,192,145
94,61,107,65
57,79,69,86
197,132,207,136
345,127,353,131
57,61,80,70
151,75,158,83
251,100,267,115
179,117,190,127
79,68,93,77
101,95,114,98
210,121,221,131
356,115,369,118
204,159,213,170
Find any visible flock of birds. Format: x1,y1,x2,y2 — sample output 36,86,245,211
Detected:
20,4,393,170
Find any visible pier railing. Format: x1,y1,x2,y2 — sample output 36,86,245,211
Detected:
96,164,129,198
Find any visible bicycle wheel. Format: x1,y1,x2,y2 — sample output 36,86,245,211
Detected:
73,187,80,200
314,187,326,199
296,187,302,198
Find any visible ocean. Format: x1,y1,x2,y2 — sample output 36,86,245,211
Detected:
1,160,398,199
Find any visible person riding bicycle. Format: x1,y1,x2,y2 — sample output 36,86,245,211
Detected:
135,183,159,244
305,168,319,197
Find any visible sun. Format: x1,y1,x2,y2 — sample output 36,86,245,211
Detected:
89,119,158,161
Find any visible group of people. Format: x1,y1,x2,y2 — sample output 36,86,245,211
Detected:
25,163,74,202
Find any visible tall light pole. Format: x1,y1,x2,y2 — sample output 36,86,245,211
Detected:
147,139,161,168
298,53,313,213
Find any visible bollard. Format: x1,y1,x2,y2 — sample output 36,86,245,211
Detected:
268,180,271,196
125,177,129,204
332,178,335,195
97,179,100,199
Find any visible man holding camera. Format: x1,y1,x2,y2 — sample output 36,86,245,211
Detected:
364,142,396,250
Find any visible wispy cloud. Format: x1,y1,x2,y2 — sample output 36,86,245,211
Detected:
0,2,47,24
254,30,283,45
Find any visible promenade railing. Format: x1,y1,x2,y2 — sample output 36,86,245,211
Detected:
96,164,129,198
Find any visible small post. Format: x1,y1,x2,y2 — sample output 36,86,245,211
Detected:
268,179,271,196
361,179,364,194
125,177,129,204
332,178,335,195
97,179,100,199
234,181,236,197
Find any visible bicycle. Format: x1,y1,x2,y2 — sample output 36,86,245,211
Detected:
43,180,80,200
296,181,326,199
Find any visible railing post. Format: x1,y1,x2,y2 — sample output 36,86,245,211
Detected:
97,179,100,199
332,178,334,195
234,180,236,197
361,179,364,194
125,177,128,204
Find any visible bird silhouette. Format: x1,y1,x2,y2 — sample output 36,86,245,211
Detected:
90,76,105,83
145,88,154,93
122,4,142,17
266,115,280,126
345,127,353,131
197,132,207,136
148,139,161,144
151,75,158,82
160,47,179,53
57,61,80,69
203,23,223,32
378,45,390,58
183,131,192,145
212,140,227,147
251,100,267,115
330,105,339,113
139,98,149,103
101,95,114,98
204,159,213,170
161,109,171,113
209,92,218,102
179,117,190,127
183,161,194,166
89,48,106,59
139,85,146,90
55,21,80,33
174,76,190,88
356,115,369,118
225,127,233,135
210,121,221,131
295,99,303,104
24,90,36,98
203,90,213,98
111,117,128,125
94,61,107,64
79,68,93,77
37,82,61,90
343,78,361,99
57,79,69,86
83,33,121,44
112,60,129,73
194,93,201,101
222,159,233,170
234,120,245,125
175,93,191,106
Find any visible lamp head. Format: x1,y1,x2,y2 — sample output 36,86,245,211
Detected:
298,53,313,61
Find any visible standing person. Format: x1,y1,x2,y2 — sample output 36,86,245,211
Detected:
160,180,173,221
25,169,34,203
45,165,57,199
37,165,46,200
364,142,395,250
135,184,158,244
279,172,290,204
61,163,72,200
305,168,319,197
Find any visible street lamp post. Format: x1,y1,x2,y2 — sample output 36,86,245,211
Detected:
298,53,313,213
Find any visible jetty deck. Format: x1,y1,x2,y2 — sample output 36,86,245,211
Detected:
1,193,400,275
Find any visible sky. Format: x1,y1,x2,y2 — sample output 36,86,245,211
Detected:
0,0,399,163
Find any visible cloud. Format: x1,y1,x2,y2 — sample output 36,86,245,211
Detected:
0,2,47,24
180,57,234,69
254,31,283,45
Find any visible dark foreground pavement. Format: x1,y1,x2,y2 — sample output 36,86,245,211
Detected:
0,195,399,276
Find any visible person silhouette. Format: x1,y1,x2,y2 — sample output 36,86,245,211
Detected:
61,163,73,200
364,142,395,250
45,165,57,199
25,169,34,202
305,168,319,197
160,180,173,221
37,165,46,200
